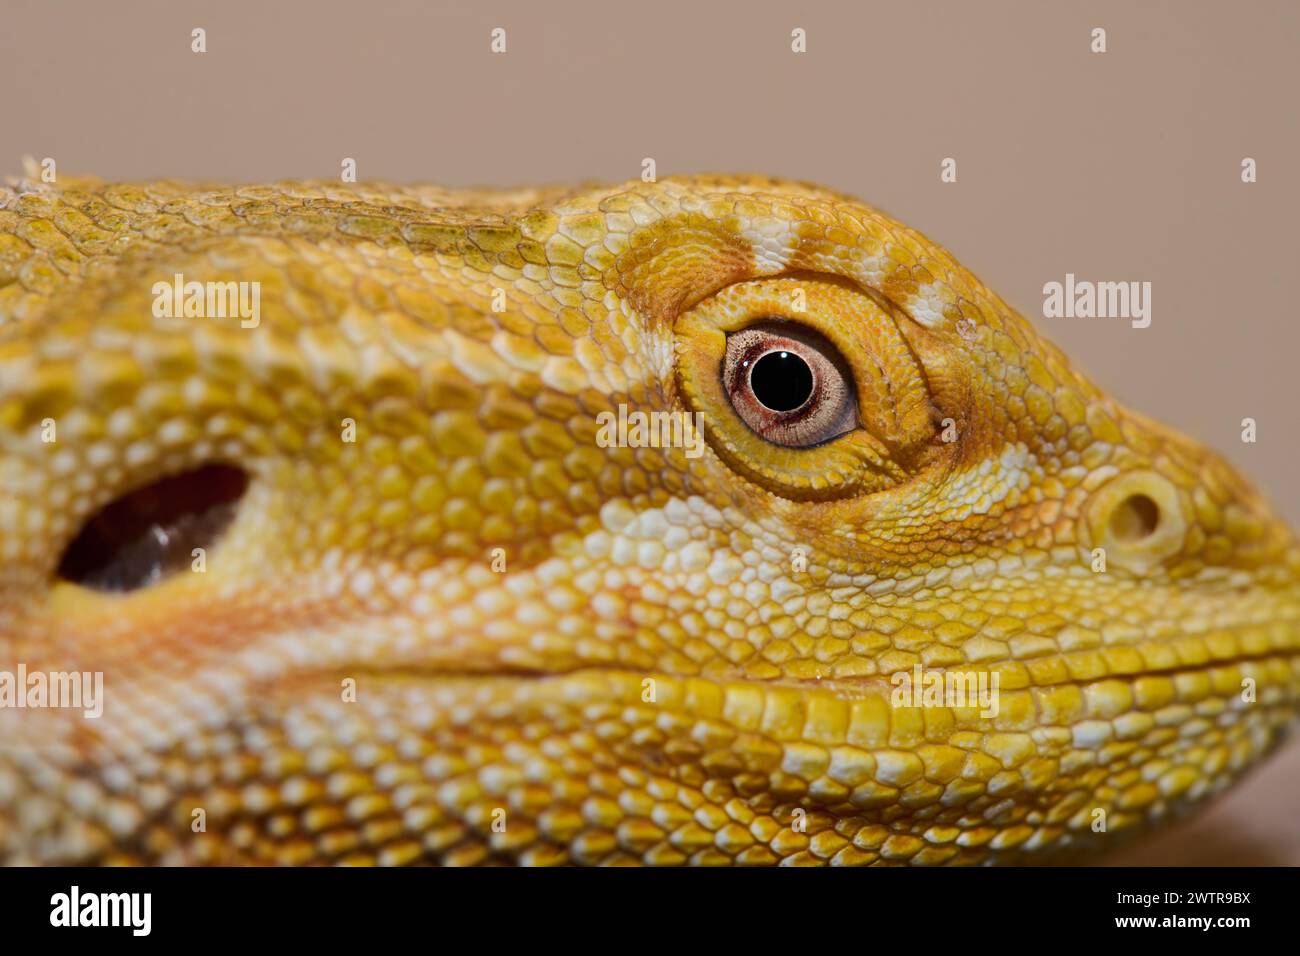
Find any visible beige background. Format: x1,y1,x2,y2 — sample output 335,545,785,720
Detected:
2,0,1297,864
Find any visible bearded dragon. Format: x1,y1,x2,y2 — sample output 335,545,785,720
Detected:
0,173,1296,866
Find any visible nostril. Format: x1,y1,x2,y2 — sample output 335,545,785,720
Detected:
1110,493,1160,543
57,464,249,592
1087,471,1187,574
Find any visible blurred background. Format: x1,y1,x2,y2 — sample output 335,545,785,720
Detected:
2,0,1296,864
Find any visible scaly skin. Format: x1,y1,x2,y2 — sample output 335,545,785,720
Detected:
0,173,1297,866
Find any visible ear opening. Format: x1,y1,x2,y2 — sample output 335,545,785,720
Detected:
56,464,249,592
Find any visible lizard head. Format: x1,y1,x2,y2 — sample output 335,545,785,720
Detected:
1,174,1297,864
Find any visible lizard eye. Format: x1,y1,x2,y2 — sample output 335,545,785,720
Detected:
723,321,858,448
674,275,937,500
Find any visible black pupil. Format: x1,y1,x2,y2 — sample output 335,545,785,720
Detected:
750,350,813,412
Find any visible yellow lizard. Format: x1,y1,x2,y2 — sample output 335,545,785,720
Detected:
0,173,1296,866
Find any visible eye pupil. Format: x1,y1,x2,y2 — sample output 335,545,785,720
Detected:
749,350,814,412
